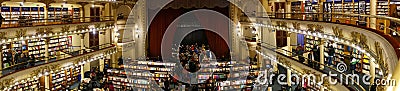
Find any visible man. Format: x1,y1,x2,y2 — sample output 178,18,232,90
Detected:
0,14,3,27
296,44,305,62
328,44,335,66
307,51,314,67
312,45,320,68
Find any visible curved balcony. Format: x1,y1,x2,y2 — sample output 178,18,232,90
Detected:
239,12,400,91
0,43,117,90
0,43,115,77
252,12,400,55
0,16,114,29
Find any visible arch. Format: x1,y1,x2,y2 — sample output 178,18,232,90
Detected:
116,5,131,17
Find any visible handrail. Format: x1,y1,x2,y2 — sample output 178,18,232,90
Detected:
0,16,114,29
257,41,366,91
254,12,400,24
249,12,400,79
0,43,114,76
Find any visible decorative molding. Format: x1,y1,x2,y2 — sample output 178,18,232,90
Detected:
332,26,343,38
15,29,27,38
314,25,323,33
95,23,101,28
375,42,389,78
77,24,89,30
61,25,70,33
276,21,287,27
307,24,324,33
111,3,119,9
292,22,301,30
350,32,368,49
0,32,7,39
36,27,54,35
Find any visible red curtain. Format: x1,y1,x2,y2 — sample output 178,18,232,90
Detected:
193,9,230,58
148,8,184,57
204,31,230,57
148,7,229,58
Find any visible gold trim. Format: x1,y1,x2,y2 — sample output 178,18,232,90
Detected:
0,32,7,39
15,29,27,38
292,22,301,30
61,25,70,33
36,27,54,35
332,26,343,38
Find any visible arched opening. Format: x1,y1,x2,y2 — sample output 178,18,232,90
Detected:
178,29,230,73
147,0,230,59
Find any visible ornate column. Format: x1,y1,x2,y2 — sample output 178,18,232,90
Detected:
370,0,377,29
318,0,325,21
319,39,325,70
78,2,89,22
80,33,85,54
44,38,49,62
0,32,5,76
39,0,55,23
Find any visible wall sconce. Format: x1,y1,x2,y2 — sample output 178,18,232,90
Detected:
136,28,140,38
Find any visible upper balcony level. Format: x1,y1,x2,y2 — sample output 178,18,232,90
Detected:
0,16,114,29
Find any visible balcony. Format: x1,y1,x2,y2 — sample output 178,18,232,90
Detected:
0,43,116,77
0,16,114,29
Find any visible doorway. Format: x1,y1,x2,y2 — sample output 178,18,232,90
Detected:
90,7,101,22
89,32,99,50
276,31,288,47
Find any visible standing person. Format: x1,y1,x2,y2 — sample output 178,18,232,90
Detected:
0,14,3,27
328,44,335,66
312,45,320,68
296,44,305,62
29,54,36,67
307,51,314,67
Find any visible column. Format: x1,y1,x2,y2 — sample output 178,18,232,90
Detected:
370,0,377,29
45,38,49,62
370,61,376,85
99,58,104,72
44,3,49,23
319,39,325,70
78,2,88,22
286,33,292,56
318,0,325,21
81,61,85,81
0,48,2,76
80,33,85,54
45,75,49,91
287,69,292,89
99,30,105,49
286,2,291,18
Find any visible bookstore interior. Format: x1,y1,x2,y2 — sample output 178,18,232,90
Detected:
0,0,400,91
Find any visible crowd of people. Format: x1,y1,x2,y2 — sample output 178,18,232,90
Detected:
293,43,337,69
79,67,116,91
178,43,209,72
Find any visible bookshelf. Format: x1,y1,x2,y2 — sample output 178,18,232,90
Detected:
50,70,66,90
73,8,81,19
291,1,304,19
377,0,389,16
27,38,46,62
8,77,41,91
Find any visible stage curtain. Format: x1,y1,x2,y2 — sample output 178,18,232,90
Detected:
148,7,229,58
148,8,184,57
193,8,230,58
